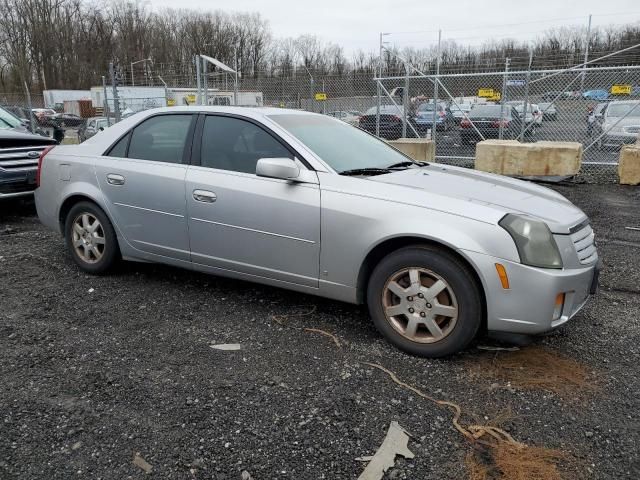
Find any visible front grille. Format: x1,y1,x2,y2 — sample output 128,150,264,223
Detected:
570,223,597,265
0,145,48,171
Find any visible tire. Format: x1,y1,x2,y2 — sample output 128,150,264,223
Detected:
367,245,483,357
64,201,119,274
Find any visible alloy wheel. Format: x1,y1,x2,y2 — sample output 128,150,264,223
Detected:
71,213,106,264
382,267,459,343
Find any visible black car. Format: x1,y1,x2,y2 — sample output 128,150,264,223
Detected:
51,113,84,128
0,130,57,200
459,105,527,144
358,105,407,140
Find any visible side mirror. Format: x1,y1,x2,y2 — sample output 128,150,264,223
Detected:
98,127,104,131
256,158,300,181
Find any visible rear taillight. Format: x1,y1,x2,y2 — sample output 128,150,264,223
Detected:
439,111,445,118
460,119,471,128
36,145,55,187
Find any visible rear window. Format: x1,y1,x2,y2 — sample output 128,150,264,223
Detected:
469,105,504,117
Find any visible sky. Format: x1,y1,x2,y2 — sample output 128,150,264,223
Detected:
148,0,640,54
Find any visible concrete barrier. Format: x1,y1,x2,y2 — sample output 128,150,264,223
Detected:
618,144,640,185
387,138,435,163
475,140,582,177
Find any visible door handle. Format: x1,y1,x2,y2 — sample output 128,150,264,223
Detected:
193,189,217,203
106,173,125,186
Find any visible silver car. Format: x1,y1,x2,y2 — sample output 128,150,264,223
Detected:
34,107,600,357
596,100,640,148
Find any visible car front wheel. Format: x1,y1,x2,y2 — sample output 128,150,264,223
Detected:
64,201,119,274
367,246,482,357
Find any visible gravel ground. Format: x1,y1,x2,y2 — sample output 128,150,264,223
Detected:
1,184,639,479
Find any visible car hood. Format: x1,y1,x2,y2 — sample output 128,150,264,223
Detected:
368,165,586,234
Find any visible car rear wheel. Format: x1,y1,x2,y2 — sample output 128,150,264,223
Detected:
64,201,119,274
367,246,482,357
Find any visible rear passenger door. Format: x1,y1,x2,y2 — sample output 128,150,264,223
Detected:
185,114,321,287
94,113,196,262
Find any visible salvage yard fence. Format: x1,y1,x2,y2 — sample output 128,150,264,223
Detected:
3,52,640,183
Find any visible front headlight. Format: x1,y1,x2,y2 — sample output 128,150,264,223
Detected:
499,214,563,269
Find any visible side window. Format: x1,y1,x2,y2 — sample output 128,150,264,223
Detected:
127,114,193,163
107,133,130,158
200,116,292,174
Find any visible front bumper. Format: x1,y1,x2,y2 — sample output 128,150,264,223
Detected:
0,168,37,199
462,250,600,335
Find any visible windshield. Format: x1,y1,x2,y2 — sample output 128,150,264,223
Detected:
606,103,640,118
0,106,23,129
269,114,413,173
417,103,439,112
364,106,403,115
469,105,504,117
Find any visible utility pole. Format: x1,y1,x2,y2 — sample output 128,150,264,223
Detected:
580,14,592,93
234,47,239,106
109,62,121,123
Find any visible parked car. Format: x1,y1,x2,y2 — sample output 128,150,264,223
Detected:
359,105,406,139
460,104,527,144
413,102,455,132
583,89,609,101
594,100,640,149
538,102,558,120
32,108,57,125
51,112,84,128
78,117,110,142
449,103,472,124
35,106,600,357
327,110,361,126
0,129,57,200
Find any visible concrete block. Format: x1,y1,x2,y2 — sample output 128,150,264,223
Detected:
618,144,640,185
475,140,582,176
387,138,435,163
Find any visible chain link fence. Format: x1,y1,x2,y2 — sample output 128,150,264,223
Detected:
4,59,638,182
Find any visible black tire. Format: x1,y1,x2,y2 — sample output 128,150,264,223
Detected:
64,201,119,274
367,245,482,357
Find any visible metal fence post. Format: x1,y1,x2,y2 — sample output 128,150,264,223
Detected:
101,76,110,126
432,29,441,146
109,62,121,123
202,59,208,106
195,55,202,105
402,63,408,138
376,32,382,137
23,82,35,134
580,14,592,93
519,50,533,141
499,58,510,140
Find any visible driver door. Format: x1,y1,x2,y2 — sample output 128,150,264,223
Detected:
185,114,321,287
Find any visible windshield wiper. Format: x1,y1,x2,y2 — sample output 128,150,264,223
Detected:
339,167,392,176
386,160,428,169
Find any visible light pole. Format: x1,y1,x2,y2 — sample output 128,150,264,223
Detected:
131,58,152,86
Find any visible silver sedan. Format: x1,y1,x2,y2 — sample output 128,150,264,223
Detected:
34,107,600,357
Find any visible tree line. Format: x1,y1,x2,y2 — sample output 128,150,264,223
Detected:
1,0,639,93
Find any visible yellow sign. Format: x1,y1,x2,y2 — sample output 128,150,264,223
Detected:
186,94,196,104
488,92,501,101
611,84,631,95
315,92,327,101
478,88,494,98
167,99,176,107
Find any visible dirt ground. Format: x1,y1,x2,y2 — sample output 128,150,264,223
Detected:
1,183,639,479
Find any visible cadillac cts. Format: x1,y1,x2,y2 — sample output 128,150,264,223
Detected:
34,107,600,357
